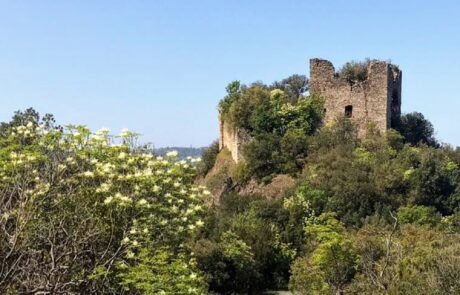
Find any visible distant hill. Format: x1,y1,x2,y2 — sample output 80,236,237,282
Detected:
154,146,207,159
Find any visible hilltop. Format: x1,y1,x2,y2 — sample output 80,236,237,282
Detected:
194,60,460,294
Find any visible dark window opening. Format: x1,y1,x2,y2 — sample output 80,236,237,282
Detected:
391,90,400,114
345,105,353,118
391,89,401,128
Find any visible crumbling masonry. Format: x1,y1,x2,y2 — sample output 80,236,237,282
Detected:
309,58,402,135
219,58,402,163
218,117,251,163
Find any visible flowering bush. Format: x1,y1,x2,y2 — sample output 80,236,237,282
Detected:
0,123,208,294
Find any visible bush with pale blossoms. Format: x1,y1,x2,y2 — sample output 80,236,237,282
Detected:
0,123,208,294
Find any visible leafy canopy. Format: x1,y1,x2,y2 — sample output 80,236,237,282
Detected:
0,120,208,294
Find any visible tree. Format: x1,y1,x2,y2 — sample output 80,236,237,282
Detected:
337,59,370,86
0,123,208,294
278,94,325,136
196,191,296,292
348,223,460,294
397,205,441,226
219,81,241,116
198,140,219,177
282,184,320,250
408,147,460,214
193,231,259,294
226,83,271,131
272,74,309,102
250,90,283,137
0,107,59,138
278,129,309,174
396,112,438,147
289,213,359,294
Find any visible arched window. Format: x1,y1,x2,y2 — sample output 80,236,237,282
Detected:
345,105,353,118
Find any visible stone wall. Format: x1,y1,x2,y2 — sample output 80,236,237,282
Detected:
219,116,251,163
309,58,401,135
218,58,402,162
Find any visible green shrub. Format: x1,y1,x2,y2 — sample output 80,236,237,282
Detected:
289,213,359,294
218,81,241,117
337,59,370,85
217,80,324,181
198,140,219,176
226,83,271,131
397,205,441,226
395,112,438,147
206,166,230,193
193,232,260,294
231,161,250,184
271,74,309,102
242,133,281,180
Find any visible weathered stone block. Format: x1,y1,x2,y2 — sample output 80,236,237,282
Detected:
309,58,401,136
219,116,251,163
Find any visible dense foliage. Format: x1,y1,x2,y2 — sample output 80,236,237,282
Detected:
336,59,370,85
219,79,325,181
199,118,460,294
2,75,459,295
205,78,460,294
193,193,294,293
197,140,220,177
0,110,209,294
395,112,438,147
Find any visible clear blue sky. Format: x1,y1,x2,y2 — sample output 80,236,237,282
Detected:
0,0,459,147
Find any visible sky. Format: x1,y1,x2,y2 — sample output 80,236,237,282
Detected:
0,0,459,147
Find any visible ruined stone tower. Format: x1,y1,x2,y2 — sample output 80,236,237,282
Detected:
309,58,402,135
219,58,402,163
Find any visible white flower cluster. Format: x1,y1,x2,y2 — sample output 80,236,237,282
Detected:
166,150,178,157
11,122,40,138
0,124,210,268
120,128,130,138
